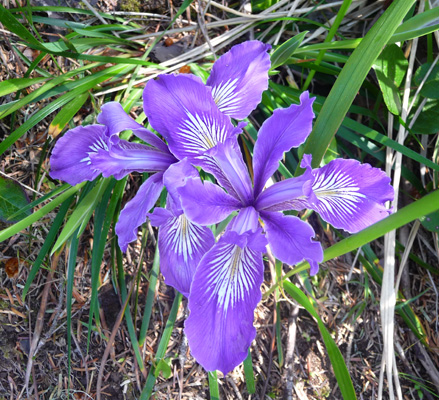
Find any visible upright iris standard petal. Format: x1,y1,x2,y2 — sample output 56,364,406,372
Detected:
50,125,110,185
116,172,164,251
304,159,394,233
98,102,169,152
205,138,253,205
253,92,315,196
185,232,264,374
178,177,242,226
143,74,237,162
90,138,176,180
206,40,271,119
149,206,215,297
259,211,323,275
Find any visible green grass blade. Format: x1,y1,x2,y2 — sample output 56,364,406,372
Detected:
21,196,74,300
0,182,85,243
279,189,439,287
51,179,110,254
48,91,89,138
283,281,357,400
391,6,439,43
0,4,40,45
243,350,256,394
303,0,352,90
66,226,80,390
138,245,160,347
139,292,183,400
208,371,220,400
0,77,48,97
299,0,416,169
86,180,116,348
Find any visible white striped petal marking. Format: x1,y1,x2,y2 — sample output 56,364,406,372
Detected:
211,78,241,115
163,214,205,263
80,136,109,165
311,167,366,225
205,242,260,312
177,110,228,154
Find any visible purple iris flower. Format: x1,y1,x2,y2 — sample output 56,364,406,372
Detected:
171,92,394,374
49,40,272,297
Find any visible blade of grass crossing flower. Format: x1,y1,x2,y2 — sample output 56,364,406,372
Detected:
283,281,357,400
139,293,182,400
0,64,134,157
302,0,352,91
208,371,220,400
0,182,85,243
86,180,116,349
66,227,80,391
138,244,160,347
299,0,417,170
51,179,110,255
265,189,439,299
21,196,74,300
243,350,256,394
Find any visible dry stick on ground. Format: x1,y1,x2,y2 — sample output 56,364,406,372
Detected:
283,304,299,400
25,249,62,397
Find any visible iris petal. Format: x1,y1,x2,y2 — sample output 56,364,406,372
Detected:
178,176,241,226
143,74,236,162
305,159,394,233
50,125,109,185
207,40,271,119
185,232,264,374
253,92,315,196
98,102,169,152
116,172,164,251
89,137,176,180
150,207,215,297
260,210,323,275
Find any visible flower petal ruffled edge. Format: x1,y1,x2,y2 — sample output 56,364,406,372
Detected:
206,40,271,120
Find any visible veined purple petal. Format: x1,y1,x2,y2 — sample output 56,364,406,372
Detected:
178,177,241,225
116,172,164,251
260,211,323,275
98,102,169,152
150,207,215,297
206,41,271,119
205,137,253,205
50,125,110,185
143,74,236,161
186,236,264,374
306,159,394,233
254,173,312,212
253,92,315,196
222,225,268,253
89,137,176,180
228,206,260,234
163,159,200,213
